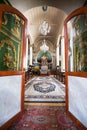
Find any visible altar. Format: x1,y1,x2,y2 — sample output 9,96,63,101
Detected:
40,65,50,74
39,55,50,75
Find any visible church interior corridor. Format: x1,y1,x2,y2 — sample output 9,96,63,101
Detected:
0,0,87,130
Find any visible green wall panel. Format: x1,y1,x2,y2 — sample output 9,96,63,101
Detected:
73,15,87,71
0,12,24,70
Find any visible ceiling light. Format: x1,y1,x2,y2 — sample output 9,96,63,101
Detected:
39,20,51,36
40,39,49,53
42,5,48,12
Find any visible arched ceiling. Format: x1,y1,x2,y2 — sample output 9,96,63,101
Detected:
9,0,86,15
9,0,86,53
24,6,66,46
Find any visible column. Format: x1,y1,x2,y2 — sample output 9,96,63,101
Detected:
56,35,61,66
56,45,59,66
61,36,65,72
30,44,33,65
25,37,28,70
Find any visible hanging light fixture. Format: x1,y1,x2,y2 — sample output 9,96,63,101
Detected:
39,20,51,52
39,20,51,36
40,39,49,53
42,5,48,12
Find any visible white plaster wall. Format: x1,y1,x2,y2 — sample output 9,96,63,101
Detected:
0,75,22,126
68,76,87,128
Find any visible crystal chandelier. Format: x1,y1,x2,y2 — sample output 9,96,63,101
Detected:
39,21,51,52
39,20,51,36
40,39,49,53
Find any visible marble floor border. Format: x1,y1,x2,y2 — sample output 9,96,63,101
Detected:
24,102,66,106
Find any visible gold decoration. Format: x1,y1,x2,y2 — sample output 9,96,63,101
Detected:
0,29,21,44
11,26,20,39
3,53,12,68
41,55,48,66
2,12,24,40
2,14,8,25
0,42,4,50
0,39,17,69
3,54,17,69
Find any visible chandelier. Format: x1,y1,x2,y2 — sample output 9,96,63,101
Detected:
39,21,51,52
39,20,51,36
40,39,49,53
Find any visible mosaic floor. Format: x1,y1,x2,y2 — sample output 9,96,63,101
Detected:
25,76,65,103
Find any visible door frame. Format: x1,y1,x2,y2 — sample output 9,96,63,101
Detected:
0,4,27,130
64,6,87,130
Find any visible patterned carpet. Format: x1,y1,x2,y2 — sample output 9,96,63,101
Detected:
8,105,80,130
25,76,65,103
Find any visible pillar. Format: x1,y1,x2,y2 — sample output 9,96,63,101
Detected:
29,45,33,65
56,35,61,66
61,36,65,72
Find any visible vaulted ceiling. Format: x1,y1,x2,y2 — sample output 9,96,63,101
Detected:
9,0,86,53
24,6,66,49
9,0,86,14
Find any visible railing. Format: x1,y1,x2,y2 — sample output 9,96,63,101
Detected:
54,71,65,84
25,70,33,83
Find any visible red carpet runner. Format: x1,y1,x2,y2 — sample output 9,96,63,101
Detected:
8,105,79,130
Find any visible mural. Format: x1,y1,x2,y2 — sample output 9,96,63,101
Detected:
0,12,24,70
68,14,87,72
73,15,87,71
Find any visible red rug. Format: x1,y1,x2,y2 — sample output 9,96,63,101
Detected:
8,105,79,130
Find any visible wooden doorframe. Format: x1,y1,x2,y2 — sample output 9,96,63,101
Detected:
64,6,87,130
0,4,27,130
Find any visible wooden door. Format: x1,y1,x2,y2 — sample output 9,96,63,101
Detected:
0,5,27,130
64,6,87,130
